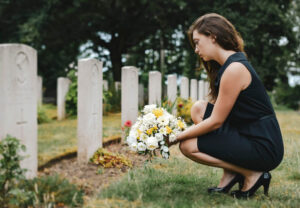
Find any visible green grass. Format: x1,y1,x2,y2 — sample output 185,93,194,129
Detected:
86,110,300,208
38,104,122,166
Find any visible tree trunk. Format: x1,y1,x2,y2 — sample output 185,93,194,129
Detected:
110,44,122,82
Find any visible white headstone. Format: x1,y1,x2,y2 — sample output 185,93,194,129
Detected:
115,81,121,91
190,79,198,101
167,74,177,103
180,76,189,99
121,66,139,127
204,81,210,101
103,80,108,91
138,83,144,107
57,77,71,120
0,44,38,179
167,74,177,115
37,76,43,105
198,80,205,100
77,58,103,163
148,71,162,105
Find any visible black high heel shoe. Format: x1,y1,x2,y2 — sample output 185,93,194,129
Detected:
231,172,271,199
208,173,244,194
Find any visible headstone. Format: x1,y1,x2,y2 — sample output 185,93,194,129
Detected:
77,58,103,163
204,81,210,101
37,76,43,105
57,77,71,120
0,44,38,179
167,74,177,115
190,79,198,101
138,83,144,107
180,76,189,99
115,81,121,91
148,71,162,105
198,80,205,100
103,80,108,91
121,66,139,128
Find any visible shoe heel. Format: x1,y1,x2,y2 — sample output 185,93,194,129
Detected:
263,178,271,196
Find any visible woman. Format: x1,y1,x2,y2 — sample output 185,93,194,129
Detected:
169,13,284,199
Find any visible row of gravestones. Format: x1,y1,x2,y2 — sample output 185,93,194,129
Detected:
0,44,209,179
57,71,210,121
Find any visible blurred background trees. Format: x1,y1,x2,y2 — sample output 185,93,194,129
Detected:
1,0,299,108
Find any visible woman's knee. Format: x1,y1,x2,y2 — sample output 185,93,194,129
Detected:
191,100,208,124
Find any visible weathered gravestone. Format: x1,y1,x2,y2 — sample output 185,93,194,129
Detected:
0,44,37,179
77,58,103,163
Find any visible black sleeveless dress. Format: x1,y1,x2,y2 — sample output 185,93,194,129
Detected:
197,52,284,171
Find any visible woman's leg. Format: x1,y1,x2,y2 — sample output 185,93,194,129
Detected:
179,138,262,191
190,100,236,187
187,100,263,190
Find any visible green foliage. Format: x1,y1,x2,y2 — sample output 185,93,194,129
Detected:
0,135,84,207
103,87,121,114
1,0,298,98
273,82,300,110
38,104,51,124
0,135,27,207
18,174,84,207
65,69,78,117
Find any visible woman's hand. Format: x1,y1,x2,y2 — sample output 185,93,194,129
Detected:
166,133,181,147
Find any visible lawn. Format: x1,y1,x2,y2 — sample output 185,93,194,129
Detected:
84,110,300,208
38,104,122,166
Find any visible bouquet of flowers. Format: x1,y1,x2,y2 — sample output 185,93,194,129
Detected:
126,104,187,159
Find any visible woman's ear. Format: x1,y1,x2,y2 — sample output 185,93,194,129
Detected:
211,35,217,43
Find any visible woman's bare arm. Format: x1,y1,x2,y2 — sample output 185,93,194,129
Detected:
175,62,251,141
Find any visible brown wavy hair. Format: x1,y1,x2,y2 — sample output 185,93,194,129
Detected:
187,13,245,101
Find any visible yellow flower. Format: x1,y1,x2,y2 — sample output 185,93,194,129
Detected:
152,108,164,118
166,126,172,134
177,120,185,129
146,128,154,135
137,129,141,135
153,125,158,130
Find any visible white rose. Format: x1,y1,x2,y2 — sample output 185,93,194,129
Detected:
143,104,157,114
137,142,147,152
129,130,138,138
126,136,137,145
163,146,169,152
155,133,164,142
159,127,167,136
130,143,137,152
162,151,169,159
169,134,177,142
140,133,148,142
160,141,165,145
146,136,159,150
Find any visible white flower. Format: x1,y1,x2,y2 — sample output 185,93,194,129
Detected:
157,115,170,126
137,142,147,152
129,143,138,152
126,136,137,145
159,127,167,136
146,136,159,150
143,113,156,126
163,146,169,152
169,134,177,142
143,104,157,114
162,151,169,159
129,130,138,139
160,141,165,145
155,133,164,142
140,133,148,142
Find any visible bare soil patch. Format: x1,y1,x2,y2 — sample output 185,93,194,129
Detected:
38,143,148,196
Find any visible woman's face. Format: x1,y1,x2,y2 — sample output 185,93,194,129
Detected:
192,30,216,61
